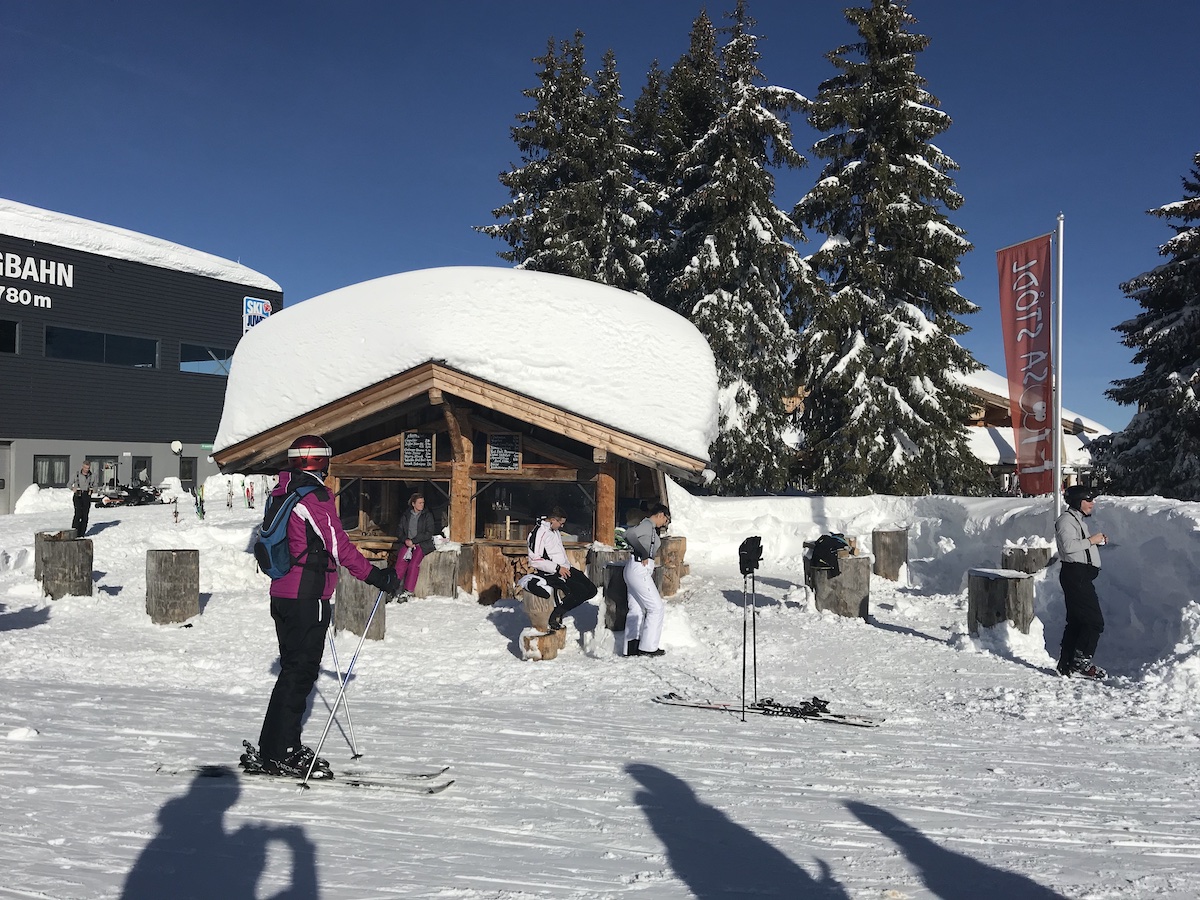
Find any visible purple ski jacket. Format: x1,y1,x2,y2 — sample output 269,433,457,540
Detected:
269,470,376,600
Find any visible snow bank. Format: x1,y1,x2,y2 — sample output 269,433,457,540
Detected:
666,480,1200,684
214,267,720,461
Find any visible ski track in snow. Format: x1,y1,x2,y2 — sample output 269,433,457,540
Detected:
3,500,1200,898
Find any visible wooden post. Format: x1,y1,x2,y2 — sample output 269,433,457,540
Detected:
443,402,474,543
145,549,200,624
967,568,1034,635
334,566,386,641
595,460,618,546
602,562,630,631
42,538,93,600
35,529,76,581
812,555,870,620
656,535,687,597
872,529,908,581
1000,546,1053,575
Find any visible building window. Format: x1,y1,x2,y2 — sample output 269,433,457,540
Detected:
45,326,158,368
0,319,16,354
33,455,70,488
133,456,152,485
179,457,197,492
91,456,119,489
180,343,233,375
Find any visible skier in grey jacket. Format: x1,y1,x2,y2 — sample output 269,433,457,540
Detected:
623,503,670,657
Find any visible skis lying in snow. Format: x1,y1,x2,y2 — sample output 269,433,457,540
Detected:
652,692,884,728
155,763,455,794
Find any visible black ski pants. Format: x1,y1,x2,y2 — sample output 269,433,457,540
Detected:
1058,561,1104,664
544,567,598,612
71,492,91,536
258,596,331,761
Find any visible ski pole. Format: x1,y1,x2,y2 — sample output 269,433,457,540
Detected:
741,573,749,723
751,571,759,704
326,631,361,760
301,589,386,788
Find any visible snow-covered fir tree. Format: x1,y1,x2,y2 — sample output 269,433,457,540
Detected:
477,34,648,292
657,2,822,494
794,0,990,496
1096,152,1200,500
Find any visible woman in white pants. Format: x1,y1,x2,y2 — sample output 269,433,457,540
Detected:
623,503,670,657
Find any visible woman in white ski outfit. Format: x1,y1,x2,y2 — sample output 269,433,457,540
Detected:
622,503,670,657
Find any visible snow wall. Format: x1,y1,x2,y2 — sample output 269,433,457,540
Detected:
666,481,1200,685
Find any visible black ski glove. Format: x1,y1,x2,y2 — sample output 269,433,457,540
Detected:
365,566,402,597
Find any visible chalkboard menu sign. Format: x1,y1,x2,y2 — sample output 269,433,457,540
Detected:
402,432,435,469
487,433,522,472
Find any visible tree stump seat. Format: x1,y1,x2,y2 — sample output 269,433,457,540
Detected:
967,567,1034,635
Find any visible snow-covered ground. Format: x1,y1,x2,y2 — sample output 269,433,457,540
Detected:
3,478,1200,898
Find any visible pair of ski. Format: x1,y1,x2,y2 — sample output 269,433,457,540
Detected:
157,761,454,794
653,691,883,728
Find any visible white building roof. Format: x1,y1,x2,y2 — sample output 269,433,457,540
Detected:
0,197,280,292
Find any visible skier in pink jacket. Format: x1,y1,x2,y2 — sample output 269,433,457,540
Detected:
244,434,400,778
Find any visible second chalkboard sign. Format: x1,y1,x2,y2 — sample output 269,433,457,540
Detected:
402,432,435,469
487,433,522,472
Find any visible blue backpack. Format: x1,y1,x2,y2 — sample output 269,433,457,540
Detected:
253,483,321,579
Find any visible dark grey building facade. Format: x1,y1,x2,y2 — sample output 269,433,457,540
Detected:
0,200,282,514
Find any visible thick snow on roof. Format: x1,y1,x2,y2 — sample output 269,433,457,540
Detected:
214,267,719,461
0,197,280,292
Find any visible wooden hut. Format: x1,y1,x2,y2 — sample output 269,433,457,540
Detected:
212,267,717,603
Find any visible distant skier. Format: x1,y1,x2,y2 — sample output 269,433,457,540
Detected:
1054,485,1108,678
69,460,95,536
523,506,597,632
242,434,400,778
623,503,671,657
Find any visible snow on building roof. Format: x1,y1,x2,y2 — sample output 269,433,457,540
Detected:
0,197,280,292
214,267,720,461
959,367,1111,435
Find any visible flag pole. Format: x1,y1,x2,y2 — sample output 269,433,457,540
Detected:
1052,214,1065,520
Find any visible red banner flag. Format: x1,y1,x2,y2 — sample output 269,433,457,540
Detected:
997,234,1054,495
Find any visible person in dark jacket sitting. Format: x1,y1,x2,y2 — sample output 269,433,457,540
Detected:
392,492,439,601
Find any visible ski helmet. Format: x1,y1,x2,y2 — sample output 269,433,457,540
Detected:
287,434,333,471
1064,485,1097,510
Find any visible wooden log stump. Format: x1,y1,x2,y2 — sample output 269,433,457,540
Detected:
659,535,687,568
145,549,200,624
42,538,93,600
587,547,630,592
413,548,460,599
520,624,567,660
967,568,1034,635
812,554,870,620
602,562,630,632
35,529,76,581
456,543,476,597
872,529,908,581
334,566,386,641
521,589,556,633
474,544,514,605
655,535,687,597
1000,546,1053,575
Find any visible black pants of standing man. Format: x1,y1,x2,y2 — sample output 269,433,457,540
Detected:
1057,561,1104,672
71,492,91,537
258,597,331,762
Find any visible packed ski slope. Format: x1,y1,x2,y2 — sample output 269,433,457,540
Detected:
3,481,1200,899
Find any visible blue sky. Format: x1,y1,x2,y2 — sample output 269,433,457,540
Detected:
3,1,1197,429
